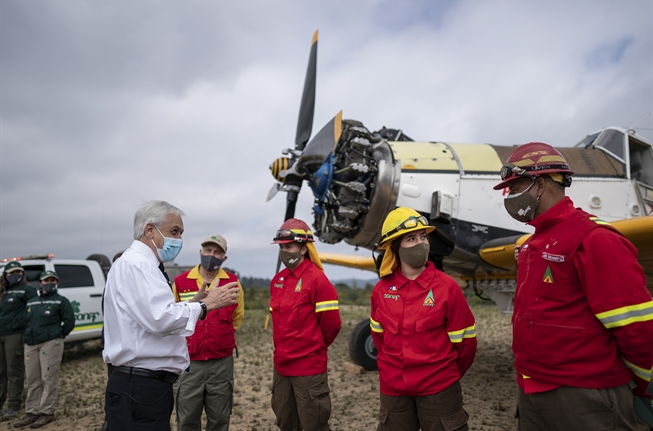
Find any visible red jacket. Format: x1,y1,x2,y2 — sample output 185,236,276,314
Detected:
370,262,477,397
174,266,243,361
269,258,341,376
513,197,653,397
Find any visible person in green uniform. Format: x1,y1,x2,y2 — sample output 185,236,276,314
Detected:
13,271,75,429
0,262,37,420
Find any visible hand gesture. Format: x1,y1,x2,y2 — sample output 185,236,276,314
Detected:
203,281,239,312
190,282,210,302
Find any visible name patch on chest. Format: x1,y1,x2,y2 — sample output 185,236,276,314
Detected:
542,252,565,263
383,294,400,301
273,283,284,288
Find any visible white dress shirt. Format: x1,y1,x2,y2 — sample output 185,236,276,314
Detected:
102,240,201,374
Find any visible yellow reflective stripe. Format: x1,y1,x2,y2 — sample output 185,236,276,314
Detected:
590,216,611,226
370,316,383,333
315,300,339,312
595,301,653,328
623,358,652,382
448,324,477,343
179,292,195,302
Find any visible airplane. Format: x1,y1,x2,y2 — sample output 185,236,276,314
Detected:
267,31,653,371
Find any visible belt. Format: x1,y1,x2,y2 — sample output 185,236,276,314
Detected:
112,365,180,384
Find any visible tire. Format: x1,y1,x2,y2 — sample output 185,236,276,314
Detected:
86,254,111,278
348,318,378,371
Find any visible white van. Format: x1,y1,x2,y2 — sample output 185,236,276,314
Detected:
0,254,110,345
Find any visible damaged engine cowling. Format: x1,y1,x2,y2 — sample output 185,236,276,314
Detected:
307,120,400,250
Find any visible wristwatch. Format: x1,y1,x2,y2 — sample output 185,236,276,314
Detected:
198,301,208,320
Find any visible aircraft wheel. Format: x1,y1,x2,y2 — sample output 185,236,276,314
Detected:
348,318,378,371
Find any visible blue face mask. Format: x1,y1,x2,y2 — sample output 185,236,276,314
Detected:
152,226,183,262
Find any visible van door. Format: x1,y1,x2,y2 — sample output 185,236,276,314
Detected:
53,263,104,342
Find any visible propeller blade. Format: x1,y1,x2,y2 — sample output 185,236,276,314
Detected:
266,183,282,202
295,30,318,151
296,111,343,174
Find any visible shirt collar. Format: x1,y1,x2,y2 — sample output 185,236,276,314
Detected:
131,240,160,266
528,196,575,232
391,261,436,290
288,257,312,278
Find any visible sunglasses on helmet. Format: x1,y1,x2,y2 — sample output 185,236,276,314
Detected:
274,229,313,243
499,163,538,181
381,215,430,242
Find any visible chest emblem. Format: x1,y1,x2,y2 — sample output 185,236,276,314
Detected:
542,265,554,284
423,289,435,307
542,252,565,263
7,297,14,303
44,310,51,316
389,286,397,291
295,279,302,292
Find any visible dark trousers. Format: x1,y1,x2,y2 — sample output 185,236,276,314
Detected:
271,369,332,431
105,368,174,431
516,384,639,431
377,381,469,431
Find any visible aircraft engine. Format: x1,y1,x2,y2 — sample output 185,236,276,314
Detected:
308,120,400,250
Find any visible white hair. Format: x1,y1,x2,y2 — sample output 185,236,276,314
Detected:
133,200,185,240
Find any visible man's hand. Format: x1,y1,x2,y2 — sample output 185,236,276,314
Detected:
189,282,210,302
203,281,239,311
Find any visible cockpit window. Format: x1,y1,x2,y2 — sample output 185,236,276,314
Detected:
575,133,599,149
593,129,625,161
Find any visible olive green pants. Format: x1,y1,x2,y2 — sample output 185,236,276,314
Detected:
0,333,25,411
24,338,64,416
516,384,639,431
174,356,234,431
271,370,332,431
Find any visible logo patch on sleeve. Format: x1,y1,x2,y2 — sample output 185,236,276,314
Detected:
423,289,435,307
542,265,554,284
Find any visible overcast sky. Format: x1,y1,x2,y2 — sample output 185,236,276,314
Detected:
1,0,652,281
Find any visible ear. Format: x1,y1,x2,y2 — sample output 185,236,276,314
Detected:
223,255,228,262
145,222,156,239
301,245,308,255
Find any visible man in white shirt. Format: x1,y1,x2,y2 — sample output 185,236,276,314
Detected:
102,200,239,431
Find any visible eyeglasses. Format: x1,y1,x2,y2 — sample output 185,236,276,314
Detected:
274,229,313,243
381,215,429,242
499,163,537,181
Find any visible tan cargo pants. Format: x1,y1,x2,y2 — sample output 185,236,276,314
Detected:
24,338,64,415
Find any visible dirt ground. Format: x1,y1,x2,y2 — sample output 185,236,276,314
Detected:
0,302,647,431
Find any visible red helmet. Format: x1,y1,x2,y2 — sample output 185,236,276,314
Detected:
272,218,315,244
493,142,574,190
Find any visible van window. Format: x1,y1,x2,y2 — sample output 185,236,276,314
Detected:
20,265,46,289
54,265,94,288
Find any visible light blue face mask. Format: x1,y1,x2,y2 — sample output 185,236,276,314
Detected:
152,226,183,262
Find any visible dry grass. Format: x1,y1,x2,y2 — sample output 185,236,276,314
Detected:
0,301,645,430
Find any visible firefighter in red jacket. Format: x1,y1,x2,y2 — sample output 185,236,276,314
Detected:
172,234,244,431
269,218,341,431
495,142,653,430
370,207,477,431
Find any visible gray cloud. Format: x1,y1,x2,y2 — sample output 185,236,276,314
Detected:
1,0,651,281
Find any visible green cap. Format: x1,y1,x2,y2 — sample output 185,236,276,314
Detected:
39,270,59,281
4,261,23,273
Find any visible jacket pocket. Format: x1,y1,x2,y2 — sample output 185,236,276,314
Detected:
414,312,446,354
308,385,331,426
440,408,469,431
377,309,400,353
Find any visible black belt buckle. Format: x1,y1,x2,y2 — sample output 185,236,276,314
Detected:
163,372,179,385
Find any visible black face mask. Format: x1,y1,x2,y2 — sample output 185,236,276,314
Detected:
40,283,57,295
200,254,225,272
6,273,23,285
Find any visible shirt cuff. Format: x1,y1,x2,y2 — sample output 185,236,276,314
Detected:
184,302,203,333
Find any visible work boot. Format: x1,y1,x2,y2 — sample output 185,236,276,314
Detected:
29,414,54,428
13,413,39,428
3,409,19,420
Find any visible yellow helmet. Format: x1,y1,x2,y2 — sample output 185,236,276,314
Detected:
378,207,435,248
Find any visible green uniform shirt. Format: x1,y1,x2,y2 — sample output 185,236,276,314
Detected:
0,283,38,337
24,291,75,346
